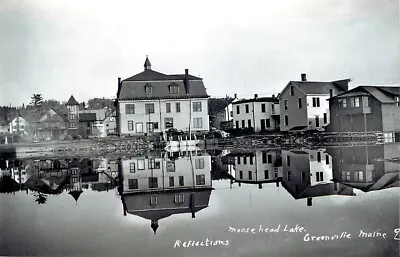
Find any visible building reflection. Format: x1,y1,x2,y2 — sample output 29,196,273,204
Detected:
327,144,400,192
0,157,118,202
118,150,213,234
228,150,283,189
281,149,355,206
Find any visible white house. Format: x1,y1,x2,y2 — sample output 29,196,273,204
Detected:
233,150,283,187
9,117,29,134
278,73,350,131
232,94,280,132
116,56,210,136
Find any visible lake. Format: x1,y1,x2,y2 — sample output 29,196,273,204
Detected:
0,144,399,257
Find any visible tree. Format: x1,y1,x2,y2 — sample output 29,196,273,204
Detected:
30,94,44,107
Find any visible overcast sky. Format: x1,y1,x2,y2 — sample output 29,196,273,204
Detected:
0,0,399,106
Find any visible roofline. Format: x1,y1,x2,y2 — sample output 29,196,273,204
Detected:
118,95,210,101
232,97,279,104
121,79,203,83
122,187,213,196
129,205,209,213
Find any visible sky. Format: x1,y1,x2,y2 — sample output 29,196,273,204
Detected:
0,0,399,106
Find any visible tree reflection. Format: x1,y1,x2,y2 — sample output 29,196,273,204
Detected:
32,192,48,204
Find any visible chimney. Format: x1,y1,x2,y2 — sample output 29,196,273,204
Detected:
272,94,275,98
234,93,237,99
258,183,262,189
184,69,189,94
307,198,312,206
301,73,307,81
117,77,122,98
254,94,258,99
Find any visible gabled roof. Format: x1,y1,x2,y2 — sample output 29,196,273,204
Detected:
69,190,83,202
38,108,68,123
279,78,350,98
330,86,400,103
66,95,79,105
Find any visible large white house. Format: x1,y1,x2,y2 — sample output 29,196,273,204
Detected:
232,94,280,132
116,57,210,136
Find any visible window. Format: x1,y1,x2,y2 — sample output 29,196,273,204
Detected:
193,118,203,128
136,122,143,133
128,179,138,189
239,171,243,179
351,97,360,107
68,106,76,112
148,159,156,169
248,119,251,128
174,194,185,203
284,115,289,126
179,176,184,186
166,103,171,113
290,86,294,96
267,154,272,164
167,160,175,172
237,157,241,164
145,103,155,114
176,102,181,112
148,177,158,188
261,104,266,113
356,171,364,181
236,105,240,114
287,156,291,166
262,152,267,163
71,168,79,175
287,171,291,181
153,122,159,129
235,120,239,128
245,104,249,113
266,119,271,128
298,98,302,109
271,104,275,113
249,156,253,165
169,177,174,187
69,122,76,128
195,158,204,169
128,121,134,131
317,152,321,162
339,98,347,108
137,159,145,170
312,97,320,107
301,172,306,182
248,171,252,180
164,117,173,128
243,156,247,164
150,196,158,205
323,113,328,124
264,170,269,179
129,163,135,173
193,102,202,112
145,85,152,95
146,122,154,132
326,155,330,165
69,114,75,120
196,174,206,185
316,172,324,182
169,84,179,94
284,100,288,110
241,120,245,128
126,104,135,114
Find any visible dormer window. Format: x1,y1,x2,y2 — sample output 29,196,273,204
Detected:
145,84,153,95
169,83,179,94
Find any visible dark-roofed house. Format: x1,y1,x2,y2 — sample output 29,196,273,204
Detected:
327,85,400,140
279,73,350,131
232,94,280,132
119,152,213,234
116,56,210,136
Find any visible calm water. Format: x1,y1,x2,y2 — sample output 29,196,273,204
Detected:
0,144,399,257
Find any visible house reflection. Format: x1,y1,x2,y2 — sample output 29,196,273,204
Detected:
327,144,399,192
118,150,213,234
281,149,355,206
229,150,283,189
